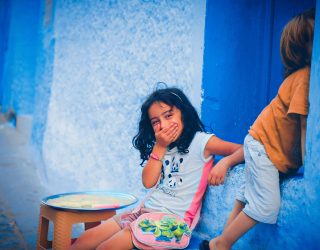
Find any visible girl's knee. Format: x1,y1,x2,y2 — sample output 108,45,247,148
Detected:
96,228,133,250
70,231,93,249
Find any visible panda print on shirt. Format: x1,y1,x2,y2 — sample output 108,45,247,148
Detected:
158,156,184,196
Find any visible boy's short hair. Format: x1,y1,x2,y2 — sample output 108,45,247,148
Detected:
280,8,315,78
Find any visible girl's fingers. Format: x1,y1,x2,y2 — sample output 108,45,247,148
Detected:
216,178,221,185
209,174,223,186
156,123,178,146
170,129,178,140
216,177,221,185
213,178,218,186
209,175,216,185
218,177,224,185
166,124,178,137
160,126,169,134
220,177,224,185
172,132,178,141
156,127,169,139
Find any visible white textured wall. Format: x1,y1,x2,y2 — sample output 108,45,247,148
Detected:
43,0,206,197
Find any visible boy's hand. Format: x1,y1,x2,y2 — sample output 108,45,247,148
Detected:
154,123,178,148
208,158,229,186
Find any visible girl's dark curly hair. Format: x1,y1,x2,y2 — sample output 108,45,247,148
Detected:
132,87,205,166
280,8,315,78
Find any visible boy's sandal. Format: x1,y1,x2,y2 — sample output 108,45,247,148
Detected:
199,239,210,250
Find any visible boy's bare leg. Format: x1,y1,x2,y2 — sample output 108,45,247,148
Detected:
209,211,257,250
223,200,245,229
69,218,121,250
96,228,134,250
208,200,245,249
200,200,244,250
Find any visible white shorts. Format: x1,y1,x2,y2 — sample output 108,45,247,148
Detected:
236,134,280,224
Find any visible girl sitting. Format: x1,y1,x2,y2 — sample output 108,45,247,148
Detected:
70,87,244,250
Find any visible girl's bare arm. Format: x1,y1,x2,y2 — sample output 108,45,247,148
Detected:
142,143,167,188
204,136,244,186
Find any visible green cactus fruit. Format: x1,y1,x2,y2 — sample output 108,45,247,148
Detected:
154,226,161,238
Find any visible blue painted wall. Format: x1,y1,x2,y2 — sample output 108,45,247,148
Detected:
32,0,207,196
0,1,40,114
304,0,320,242
32,0,55,149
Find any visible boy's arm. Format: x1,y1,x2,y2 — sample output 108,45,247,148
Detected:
301,115,307,163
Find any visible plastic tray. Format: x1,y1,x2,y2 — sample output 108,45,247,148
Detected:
42,191,138,211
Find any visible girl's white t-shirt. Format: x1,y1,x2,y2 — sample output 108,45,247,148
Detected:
144,131,214,226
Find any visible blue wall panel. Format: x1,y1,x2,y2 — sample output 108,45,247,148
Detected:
0,1,40,114
202,0,273,143
304,0,320,244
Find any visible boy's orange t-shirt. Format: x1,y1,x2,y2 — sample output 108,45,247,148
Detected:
249,67,310,173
